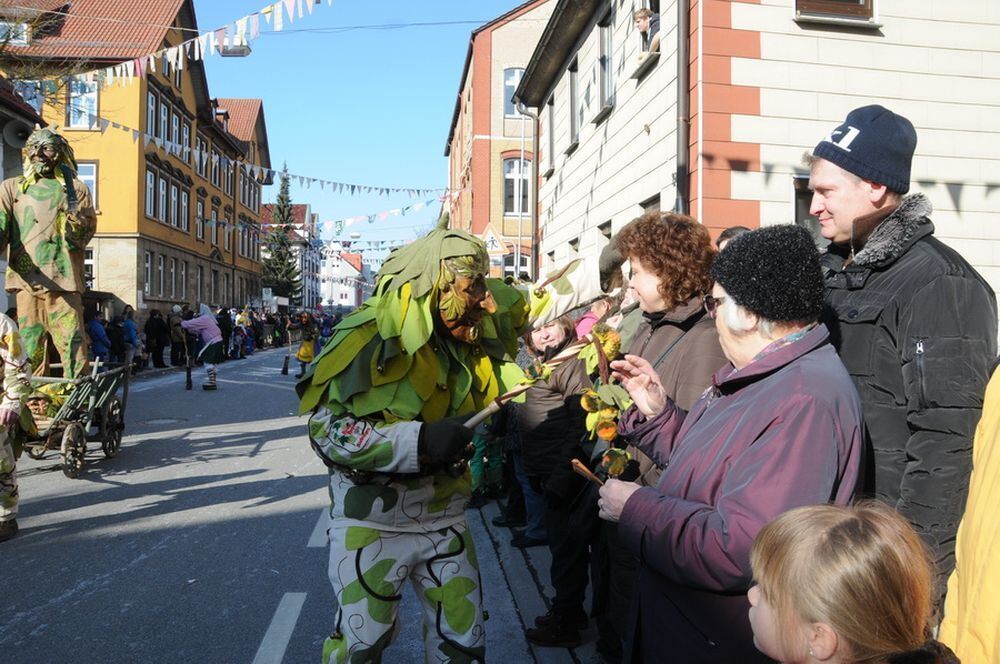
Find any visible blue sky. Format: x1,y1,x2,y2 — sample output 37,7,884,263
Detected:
195,0,526,253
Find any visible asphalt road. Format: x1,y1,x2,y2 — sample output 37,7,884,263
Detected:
0,349,531,663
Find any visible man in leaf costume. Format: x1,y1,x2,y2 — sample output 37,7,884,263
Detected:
0,126,97,378
297,216,602,663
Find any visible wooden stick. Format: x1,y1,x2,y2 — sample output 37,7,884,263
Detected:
571,458,604,486
462,337,591,429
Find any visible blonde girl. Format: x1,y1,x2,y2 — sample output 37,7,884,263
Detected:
748,502,960,664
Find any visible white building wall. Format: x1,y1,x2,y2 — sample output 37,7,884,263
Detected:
537,0,680,273
728,0,1000,292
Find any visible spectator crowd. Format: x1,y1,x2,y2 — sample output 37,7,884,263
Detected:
462,105,997,664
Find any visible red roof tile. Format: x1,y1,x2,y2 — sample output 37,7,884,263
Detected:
341,253,363,273
214,98,261,142
4,0,186,61
261,203,308,226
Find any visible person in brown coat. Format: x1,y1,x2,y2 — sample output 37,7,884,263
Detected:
594,211,727,659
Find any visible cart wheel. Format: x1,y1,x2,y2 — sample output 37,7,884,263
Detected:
25,445,46,460
61,423,86,479
100,396,124,458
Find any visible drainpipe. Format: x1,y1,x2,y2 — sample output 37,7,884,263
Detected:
674,0,691,215
516,101,539,280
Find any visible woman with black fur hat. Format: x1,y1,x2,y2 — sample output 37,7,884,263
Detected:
598,224,866,663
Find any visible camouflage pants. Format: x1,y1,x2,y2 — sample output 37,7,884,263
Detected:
323,522,485,664
0,428,17,522
16,290,89,379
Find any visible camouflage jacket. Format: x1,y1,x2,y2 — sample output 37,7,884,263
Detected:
0,176,97,293
306,260,603,533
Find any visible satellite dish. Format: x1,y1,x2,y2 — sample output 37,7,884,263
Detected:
3,120,32,149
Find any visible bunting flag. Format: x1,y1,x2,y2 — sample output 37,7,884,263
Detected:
32,0,336,90
60,108,445,199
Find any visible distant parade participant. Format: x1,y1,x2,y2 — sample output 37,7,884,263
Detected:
181,305,223,390
0,126,98,378
287,311,318,378
297,215,603,663
0,313,34,543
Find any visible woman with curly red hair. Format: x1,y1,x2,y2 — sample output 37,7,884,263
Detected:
586,212,728,658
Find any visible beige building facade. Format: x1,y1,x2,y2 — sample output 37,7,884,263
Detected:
517,0,1000,296
445,0,554,278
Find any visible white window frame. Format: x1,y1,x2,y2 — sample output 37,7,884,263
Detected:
77,162,98,209
157,176,167,222
144,251,152,295
196,265,203,302
568,61,580,148
503,158,530,217
180,261,187,299
210,209,218,246
66,76,98,130
598,12,615,112
182,123,190,162
169,257,177,298
223,218,231,251
145,170,156,218
159,101,168,139
157,254,164,296
0,21,29,46
196,200,205,239
180,190,190,232
171,113,180,154
146,91,157,134
503,67,525,118
169,183,179,227
12,79,43,114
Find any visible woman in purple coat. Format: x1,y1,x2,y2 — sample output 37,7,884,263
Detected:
599,225,864,663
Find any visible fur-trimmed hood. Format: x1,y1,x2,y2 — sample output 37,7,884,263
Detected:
852,193,933,267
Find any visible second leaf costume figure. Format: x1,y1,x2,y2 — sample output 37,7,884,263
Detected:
297,219,600,663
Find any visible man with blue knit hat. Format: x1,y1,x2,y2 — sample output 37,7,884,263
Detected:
810,105,997,606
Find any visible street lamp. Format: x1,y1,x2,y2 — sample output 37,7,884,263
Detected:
220,36,252,58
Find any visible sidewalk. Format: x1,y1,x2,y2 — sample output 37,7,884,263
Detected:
469,500,608,664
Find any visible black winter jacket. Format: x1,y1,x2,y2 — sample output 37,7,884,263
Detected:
821,194,997,597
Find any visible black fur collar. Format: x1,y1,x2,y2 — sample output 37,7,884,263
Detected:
852,194,933,267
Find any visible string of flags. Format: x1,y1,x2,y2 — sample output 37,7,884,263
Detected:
324,191,462,236
57,0,336,90
75,108,444,198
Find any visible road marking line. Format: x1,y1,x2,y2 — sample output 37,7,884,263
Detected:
251,592,307,664
307,509,329,548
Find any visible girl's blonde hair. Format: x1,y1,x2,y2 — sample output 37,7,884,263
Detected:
750,502,935,663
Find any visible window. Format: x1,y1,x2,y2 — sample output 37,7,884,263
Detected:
223,273,230,304
503,68,525,117
196,266,203,302
503,158,530,217
66,76,98,129
12,79,43,114
568,61,580,148
158,176,167,222
180,261,187,299
180,190,189,231
182,123,191,163
195,136,207,176
598,12,615,112
161,52,171,80
211,151,220,187
169,184,179,227
796,0,875,22
223,219,231,251
144,251,152,295
145,170,156,217
210,209,218,245
211,269,219,304
84,248,94,290
77,162,97,209
223,160,233,195
159,101,168,139
174,58,182,88
0,21,28,46
169,258,177,298
502,251,530,279
171,113,180,154
157,255,164,296
196,200,204,239
146,91,157,134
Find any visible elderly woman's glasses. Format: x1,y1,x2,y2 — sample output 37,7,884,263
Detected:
703,295,726,319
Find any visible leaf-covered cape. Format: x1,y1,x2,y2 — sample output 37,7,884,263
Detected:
296,226,531,424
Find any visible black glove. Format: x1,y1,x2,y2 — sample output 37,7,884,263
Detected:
419,415,474,465
598,238,624,292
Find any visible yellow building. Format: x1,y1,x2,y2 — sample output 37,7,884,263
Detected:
1,0,270,318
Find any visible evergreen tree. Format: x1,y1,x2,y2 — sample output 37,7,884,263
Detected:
262,166,303,304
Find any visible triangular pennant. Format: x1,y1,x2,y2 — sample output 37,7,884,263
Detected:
235,16,248,40
132,130,140,143
305,0,314,14
273,2,284,31
143,134,152,149
99,118,109,133
284,0,297,22
216,27,227,51
298,0,305,18
250,13,261,39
